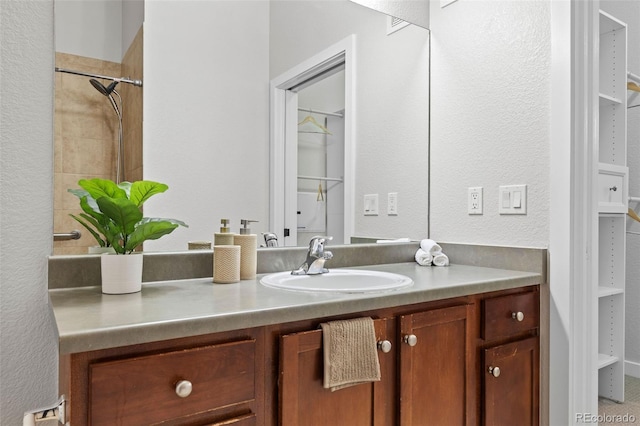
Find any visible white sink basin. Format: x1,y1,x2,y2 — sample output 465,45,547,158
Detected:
260,269,413,294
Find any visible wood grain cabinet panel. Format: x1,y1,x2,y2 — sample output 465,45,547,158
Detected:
483,336,539,426
482,291,538,341
279,318,395,426
399,304,473,426
90,339,256,426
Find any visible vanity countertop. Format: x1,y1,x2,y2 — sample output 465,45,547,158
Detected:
49,262,542,354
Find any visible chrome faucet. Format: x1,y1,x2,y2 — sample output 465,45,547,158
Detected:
262,232,278,248
292,236,333,275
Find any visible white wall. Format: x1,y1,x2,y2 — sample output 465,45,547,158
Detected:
270,0,430,241
122,0,144,56
0,1,58,424
55,0,123,62
601,0,640,379
143,1,270,249
429,0,550,247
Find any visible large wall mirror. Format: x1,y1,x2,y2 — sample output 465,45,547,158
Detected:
53,0,429,254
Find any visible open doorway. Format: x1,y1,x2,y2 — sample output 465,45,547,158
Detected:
270,36,355,247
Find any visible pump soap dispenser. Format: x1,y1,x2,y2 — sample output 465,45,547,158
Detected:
234,219,258,280
214,218,235,246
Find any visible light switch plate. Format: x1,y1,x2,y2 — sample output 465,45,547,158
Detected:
364,194,379,216
499,185,527,214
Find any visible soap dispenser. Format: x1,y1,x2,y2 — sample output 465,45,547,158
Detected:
214,218,235,246
234,219,258,280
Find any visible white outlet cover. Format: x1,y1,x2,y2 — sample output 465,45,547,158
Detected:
468,187,483,215
387,192,398,215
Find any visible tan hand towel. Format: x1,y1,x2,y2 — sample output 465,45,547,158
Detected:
320,317,381,391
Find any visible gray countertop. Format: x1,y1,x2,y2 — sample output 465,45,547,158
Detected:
49,262,542,354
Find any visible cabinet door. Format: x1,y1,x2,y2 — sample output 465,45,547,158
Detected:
399,304,473,426
483,336,539,426
279,318,395,426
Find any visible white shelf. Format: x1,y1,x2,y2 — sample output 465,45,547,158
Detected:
598,286,624,298
598,353,620,369
599,93,622,106
600,10,626,35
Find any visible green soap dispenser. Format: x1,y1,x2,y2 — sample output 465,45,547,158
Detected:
214,218,235,246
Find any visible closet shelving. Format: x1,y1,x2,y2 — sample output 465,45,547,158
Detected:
597,9,627,403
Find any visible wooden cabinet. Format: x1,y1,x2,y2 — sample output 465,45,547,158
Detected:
60,328,265,426
399,304,473,425
60,286,539,425
480,289,540,426
277,287,539,426
278,318,395,426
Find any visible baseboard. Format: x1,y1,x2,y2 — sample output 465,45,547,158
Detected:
625,360,640,378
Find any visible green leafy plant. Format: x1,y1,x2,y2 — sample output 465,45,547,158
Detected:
69,178,187,254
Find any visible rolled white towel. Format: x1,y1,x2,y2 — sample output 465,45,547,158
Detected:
420,239,442,255
415,248,432,266
433,253,449,266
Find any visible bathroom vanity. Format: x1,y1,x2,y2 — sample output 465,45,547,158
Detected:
49,244,546,425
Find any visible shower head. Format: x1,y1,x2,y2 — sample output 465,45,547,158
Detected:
89,78,119,96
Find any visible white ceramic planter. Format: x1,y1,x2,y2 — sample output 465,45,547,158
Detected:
89,246,116,254
100,253,143,294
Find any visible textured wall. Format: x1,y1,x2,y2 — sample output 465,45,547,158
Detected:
270,0,430,242
429,0,550,247
0,0,58,423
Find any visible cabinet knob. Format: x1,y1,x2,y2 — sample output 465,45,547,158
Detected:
488,366,501,378
609,186,618,192
175,380,193,398
403,334,418,347
377,340,392,353
511,311,525,322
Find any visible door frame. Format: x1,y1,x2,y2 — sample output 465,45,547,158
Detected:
269,35,356,246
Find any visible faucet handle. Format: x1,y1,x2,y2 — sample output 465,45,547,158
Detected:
310,235,333,243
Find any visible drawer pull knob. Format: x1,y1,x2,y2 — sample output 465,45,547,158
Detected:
175,380,193,398
512,311,525,322
610,186,618,192
403,334,418,347
377,340,392,353
488,366,501,378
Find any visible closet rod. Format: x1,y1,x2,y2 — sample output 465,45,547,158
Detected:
298,175,343,183
628,71,640,83
298,107,343,118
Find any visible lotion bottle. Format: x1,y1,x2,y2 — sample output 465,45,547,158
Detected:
214,218,235,246
234,219,258,280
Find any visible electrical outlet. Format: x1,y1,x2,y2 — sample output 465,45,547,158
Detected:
468,187,483,215
387,192,398,215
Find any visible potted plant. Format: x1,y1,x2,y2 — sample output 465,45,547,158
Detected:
68,178,187,294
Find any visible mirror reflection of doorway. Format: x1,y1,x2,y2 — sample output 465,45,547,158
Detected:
296,71,345,246
270,35,355,247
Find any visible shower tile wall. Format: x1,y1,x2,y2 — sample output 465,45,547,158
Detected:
121,27,143,183
54,28,143,255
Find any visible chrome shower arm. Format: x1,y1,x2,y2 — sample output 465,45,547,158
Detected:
55,67,143,87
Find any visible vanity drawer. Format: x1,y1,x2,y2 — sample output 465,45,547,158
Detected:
89,339,256,426
482,291,538,341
